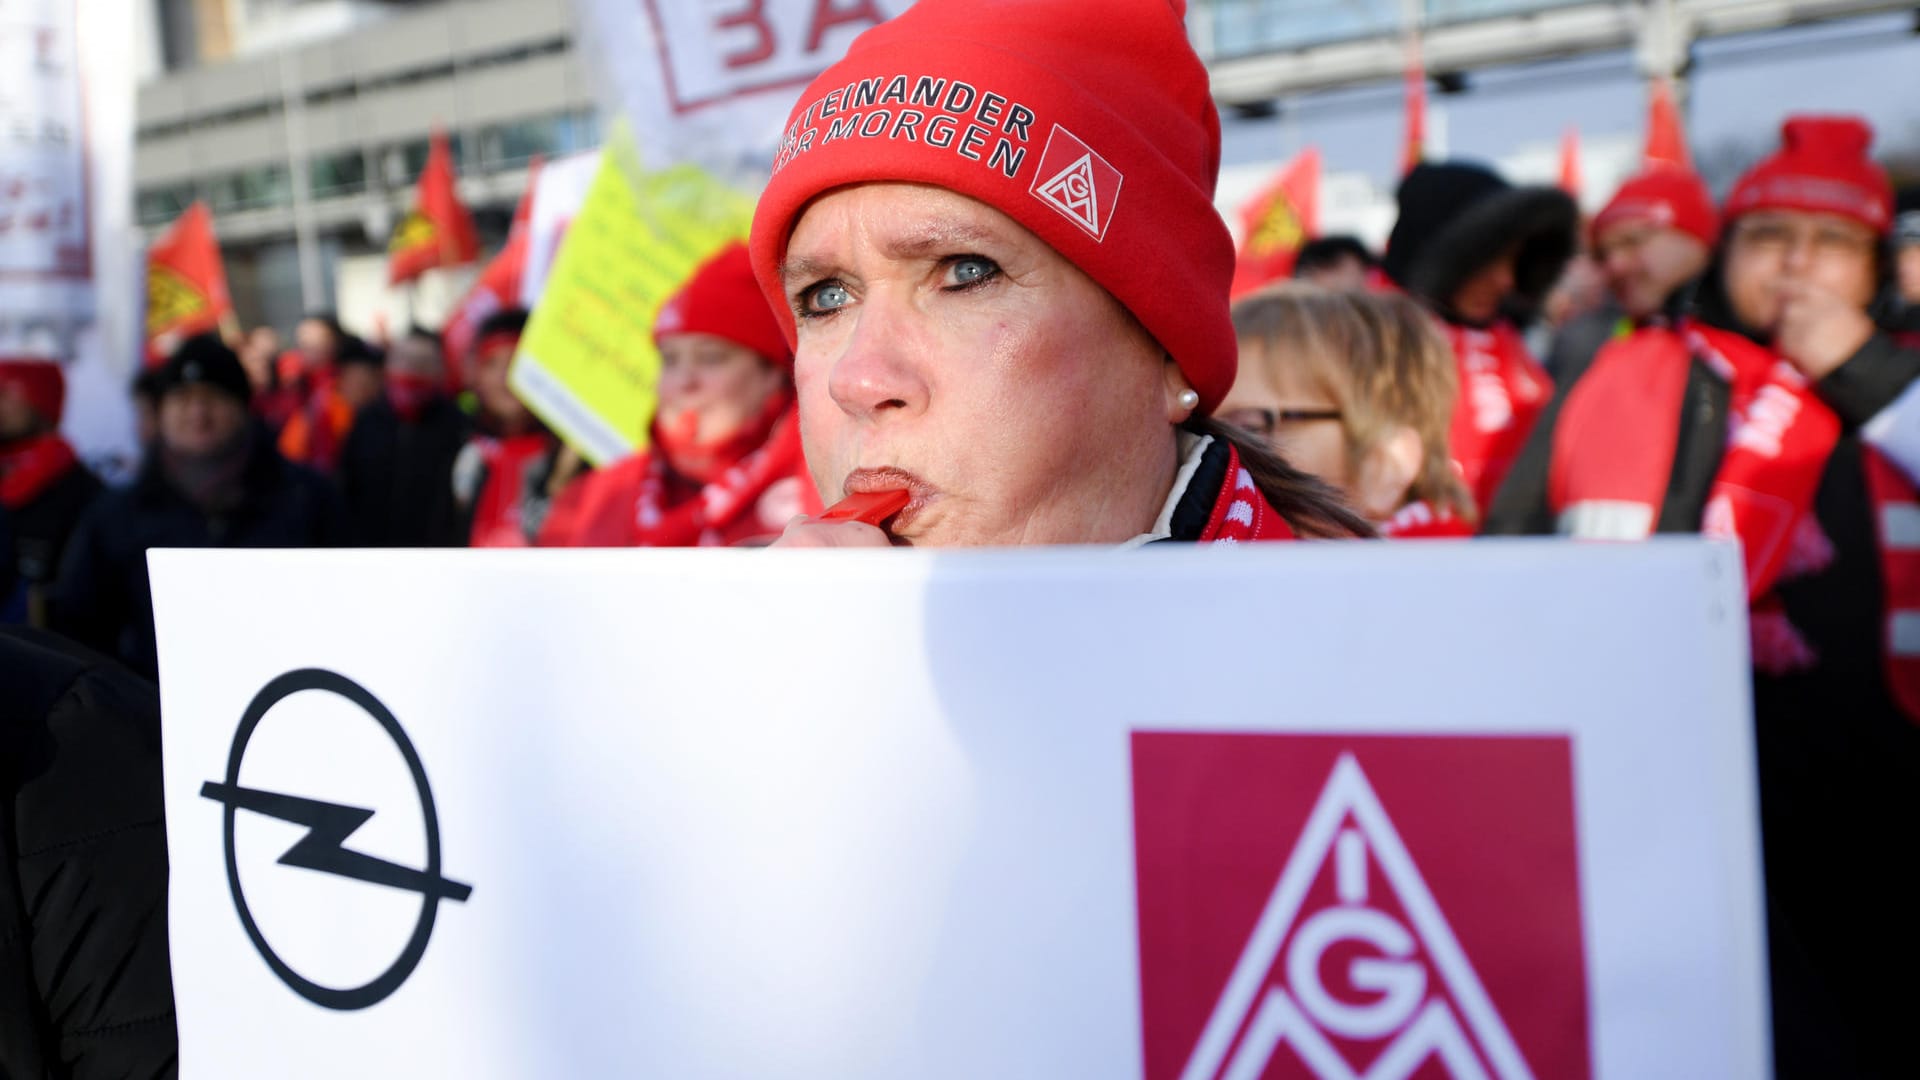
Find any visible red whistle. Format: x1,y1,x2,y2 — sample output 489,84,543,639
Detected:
818,489,911,528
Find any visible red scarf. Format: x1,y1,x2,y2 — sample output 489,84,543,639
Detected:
1376,500,1474,539
1550,323,1841,599
1196,443,1297,543
1546,321,1920,713
632,394,807,547
0,432,79,510
468,432,551,548
1443,320,1553,515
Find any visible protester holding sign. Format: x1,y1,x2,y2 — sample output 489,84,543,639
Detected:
541,242,815,547
50,337,342,678
749,0,1364,548
0,358,102,624
1225,286,1473,538
1382,161,1578,516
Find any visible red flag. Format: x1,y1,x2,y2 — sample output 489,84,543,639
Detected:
440,159,542,387
1230,149,1321,299
1558,128,1583,200
145,201,231,348
1402,41,1427,175
388,130,480,285
1645,78,1691,169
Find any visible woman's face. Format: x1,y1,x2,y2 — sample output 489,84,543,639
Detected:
780,183,1186,546
1219,350,1352,492
656,333,786,445
1723,210,1879,333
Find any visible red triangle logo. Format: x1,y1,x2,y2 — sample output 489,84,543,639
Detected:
1133,734,1592,1080
1029,125,1123,241
1179,755,1534,1079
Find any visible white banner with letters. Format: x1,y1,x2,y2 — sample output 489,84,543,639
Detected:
153,541,1768,1078
568,0,915,181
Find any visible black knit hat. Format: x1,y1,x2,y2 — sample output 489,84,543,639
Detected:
1384,161,1578,323
158,334,252,406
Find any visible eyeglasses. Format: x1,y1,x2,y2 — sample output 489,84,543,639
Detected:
1219,407,1343,439
1730,218,1877,260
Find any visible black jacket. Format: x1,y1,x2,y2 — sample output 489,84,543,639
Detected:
1,627,175,1078
3,461,103,625
48,431,342,679
337,398,471,547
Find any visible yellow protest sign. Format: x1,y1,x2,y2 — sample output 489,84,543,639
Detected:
509,122,753,465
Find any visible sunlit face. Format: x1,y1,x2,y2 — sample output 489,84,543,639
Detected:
1219,349,1351,492
158,383,247,456
474,337,533,432
780,183,1186,546
1594,222,1711,320
1448,249,1518,324
1723,210,1879,333
656,333,786,445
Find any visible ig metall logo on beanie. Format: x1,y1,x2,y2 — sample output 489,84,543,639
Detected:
1031,125,1123,241
1131,733,1592,1080
201,669,472,1010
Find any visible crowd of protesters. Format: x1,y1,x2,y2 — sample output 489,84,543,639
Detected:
3,0,1920,1068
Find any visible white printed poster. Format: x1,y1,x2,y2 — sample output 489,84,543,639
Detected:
568,0,916,181
153,540,1769,1078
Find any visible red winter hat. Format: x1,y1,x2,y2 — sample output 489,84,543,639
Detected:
748,0,1237,412
0,358,66,425
1725,115,1893,234
656,241,792,369
1592,164,1719,248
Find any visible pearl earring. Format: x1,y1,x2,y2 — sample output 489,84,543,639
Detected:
1177,389,1200,412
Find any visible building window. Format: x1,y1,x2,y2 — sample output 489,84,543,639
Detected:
136,181,198,226
206,165,292,213
310,151,367,198
477,110,601,169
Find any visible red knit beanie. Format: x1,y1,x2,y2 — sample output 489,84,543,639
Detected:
0,358,66,425
748,0,1237,412
1592,164,1719,248
1725,115,1893,234
656,241,792,370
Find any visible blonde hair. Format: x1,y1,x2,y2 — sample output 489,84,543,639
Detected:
1231,283,1474,522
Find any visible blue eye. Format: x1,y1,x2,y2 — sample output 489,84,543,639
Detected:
948,256,998,288
800,281,852,317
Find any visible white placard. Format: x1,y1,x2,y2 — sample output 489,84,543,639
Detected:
568,0,915,183
153,540,1767,1079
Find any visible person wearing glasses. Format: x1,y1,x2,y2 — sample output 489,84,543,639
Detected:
1523,114,1920,1080
1222,285,1473,538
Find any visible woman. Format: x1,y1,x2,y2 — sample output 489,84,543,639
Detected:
1225,286,1474,537
750,0,1363,548
540,242,816,547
